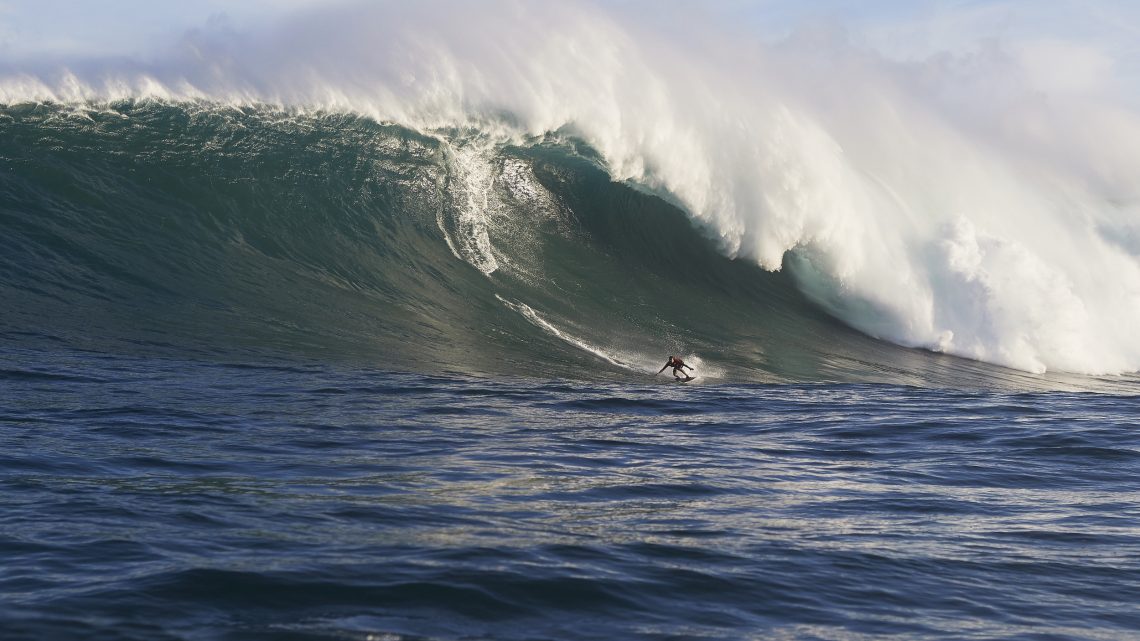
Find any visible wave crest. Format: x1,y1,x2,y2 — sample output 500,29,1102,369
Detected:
4,1,1140,375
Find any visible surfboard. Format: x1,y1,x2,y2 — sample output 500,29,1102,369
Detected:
676,375,696,383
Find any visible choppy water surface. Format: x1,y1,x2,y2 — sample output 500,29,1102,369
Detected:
3,349,1138,641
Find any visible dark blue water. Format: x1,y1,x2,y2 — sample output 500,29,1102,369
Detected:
4,347,1138,641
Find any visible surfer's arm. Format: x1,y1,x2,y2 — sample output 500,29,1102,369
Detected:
657,363,669,375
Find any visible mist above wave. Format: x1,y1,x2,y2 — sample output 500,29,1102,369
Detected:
5,0,1140,375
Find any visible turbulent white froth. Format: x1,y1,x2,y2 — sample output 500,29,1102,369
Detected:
4,0,1140,374
438,142,500,275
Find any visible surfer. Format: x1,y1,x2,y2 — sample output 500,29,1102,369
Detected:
657,355,695,381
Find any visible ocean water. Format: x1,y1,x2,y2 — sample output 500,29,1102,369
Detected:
3,347,1139,641
4,15,1140,636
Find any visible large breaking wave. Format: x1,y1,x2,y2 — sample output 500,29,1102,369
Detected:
3,0,1140,381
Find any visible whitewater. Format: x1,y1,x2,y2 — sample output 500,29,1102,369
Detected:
5,1,1140,375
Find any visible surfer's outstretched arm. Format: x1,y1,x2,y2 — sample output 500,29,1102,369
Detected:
657,363,670,375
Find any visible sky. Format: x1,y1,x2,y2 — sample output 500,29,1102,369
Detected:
2,0,1140,97
2,0,1139,61
0,0,325,58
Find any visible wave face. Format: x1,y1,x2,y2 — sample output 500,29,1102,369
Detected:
3,1,1140,380
0,100,1106,389
0,101,846,379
